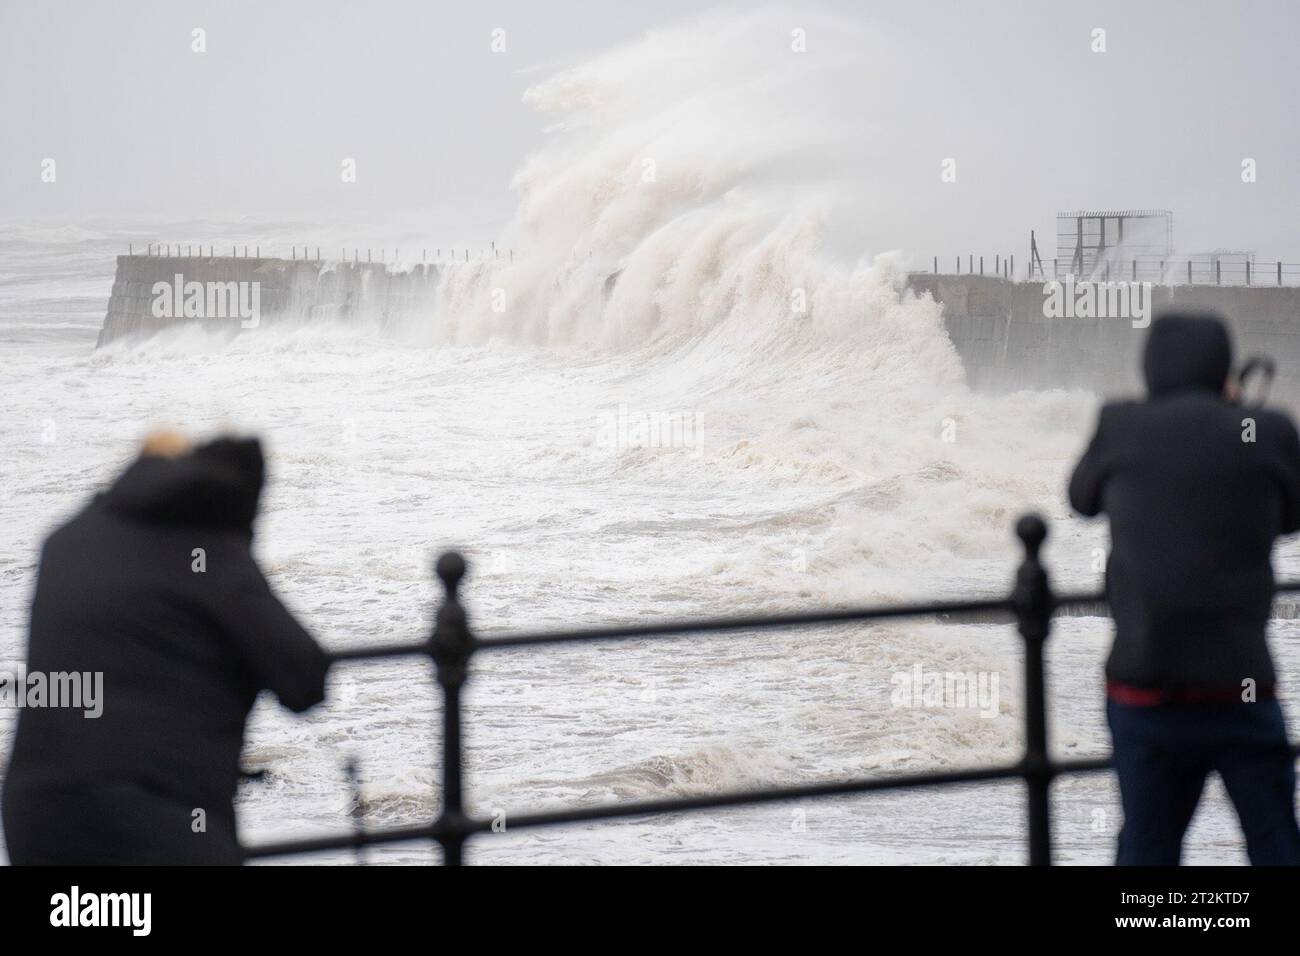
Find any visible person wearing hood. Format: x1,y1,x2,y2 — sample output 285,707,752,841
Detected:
1,432,330,864
1069,311,1300,865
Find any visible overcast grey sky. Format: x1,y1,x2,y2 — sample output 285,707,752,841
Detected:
2,0,1297,259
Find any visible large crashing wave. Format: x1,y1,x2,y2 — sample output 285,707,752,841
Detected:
412,7,1101,601
424,7,961,388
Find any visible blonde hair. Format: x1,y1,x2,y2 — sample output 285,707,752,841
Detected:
140,428,193,459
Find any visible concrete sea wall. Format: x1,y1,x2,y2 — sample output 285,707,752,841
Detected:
907,275,1300,405
97,255,441,346
97,256,1300,408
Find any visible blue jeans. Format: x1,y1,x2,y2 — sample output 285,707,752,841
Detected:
1107,697,1300,865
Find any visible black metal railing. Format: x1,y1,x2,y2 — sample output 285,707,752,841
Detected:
241,514,1300,865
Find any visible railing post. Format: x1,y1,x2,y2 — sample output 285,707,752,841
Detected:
345,757,367,865
430,552,472,865
1012,514,1054,866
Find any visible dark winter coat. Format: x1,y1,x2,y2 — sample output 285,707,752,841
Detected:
1069,313,1300,689
2,438,329,864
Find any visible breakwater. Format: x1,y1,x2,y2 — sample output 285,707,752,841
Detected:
96,255,1300,407
908,275,1300,405
97,254,441,346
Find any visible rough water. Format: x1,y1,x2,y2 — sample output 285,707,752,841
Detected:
3,11,1299,864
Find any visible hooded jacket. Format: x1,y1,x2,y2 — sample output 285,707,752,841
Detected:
2,438,329,864
1069,312,1300,690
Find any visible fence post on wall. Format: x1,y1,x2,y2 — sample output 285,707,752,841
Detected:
430,552,473,865
1012,514,1054,866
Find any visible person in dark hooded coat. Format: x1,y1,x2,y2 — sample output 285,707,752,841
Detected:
1069,311,1300,865
2,433,329,864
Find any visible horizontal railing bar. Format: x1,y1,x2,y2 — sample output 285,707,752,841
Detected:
243,821,443,860
1051,589,1105,608
242,754,1124,859
473,753,1153,836
475,597,1017,649
329,641,430,663
313,590,1120,665
322,598,1023,665
465,761,1043,833
239,732,1300,860
318,581,1300,662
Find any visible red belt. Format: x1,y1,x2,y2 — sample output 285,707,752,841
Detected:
1107,680,1273,706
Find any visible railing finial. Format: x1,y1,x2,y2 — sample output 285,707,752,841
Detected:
437,551,466,601
1015,513,1046,560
